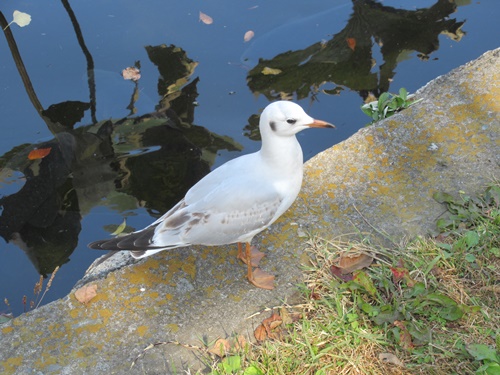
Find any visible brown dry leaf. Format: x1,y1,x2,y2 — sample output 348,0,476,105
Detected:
254,324,267,341
338,253,373,274
262,313,282,332
28,147,52,160
233,335,247,350
74,284,98,304
199,11,213,25
330,265,353,282
122,67,141,82
244,30,255,42
379,352,404,367
208,338,230,357
280,307,292,325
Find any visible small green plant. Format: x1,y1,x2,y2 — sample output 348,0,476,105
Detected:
361,88,422,123
466,343,500,375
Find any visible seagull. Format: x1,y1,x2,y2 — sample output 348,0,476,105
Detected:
89,101,334,289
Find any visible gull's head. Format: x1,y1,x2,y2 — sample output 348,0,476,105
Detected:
259,101,334,138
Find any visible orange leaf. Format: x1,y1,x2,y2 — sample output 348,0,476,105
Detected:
28,147,51,160
74,284,98,304
346,37,356,51
199,11,213,25
254,324,267,341
244,30,255,42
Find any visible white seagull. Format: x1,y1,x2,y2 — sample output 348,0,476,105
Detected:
89,101,334,289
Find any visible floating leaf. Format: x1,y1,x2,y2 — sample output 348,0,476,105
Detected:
244,30,255,42
199,11,213,25
74,284,98,304
122,67,141,82
261,67,282,75
346,37,356,51
111,219,127,236
4,11,32,30
28,147,52,160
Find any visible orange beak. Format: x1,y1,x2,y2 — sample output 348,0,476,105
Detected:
308,119,335,128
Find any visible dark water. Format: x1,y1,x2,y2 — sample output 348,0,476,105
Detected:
0,0,498,317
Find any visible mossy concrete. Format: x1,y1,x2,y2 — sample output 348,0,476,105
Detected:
1,48,499,374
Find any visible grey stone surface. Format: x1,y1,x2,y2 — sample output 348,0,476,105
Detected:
1,48,498,375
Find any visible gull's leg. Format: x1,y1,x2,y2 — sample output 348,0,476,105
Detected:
245,242,275,290
237,242,265,267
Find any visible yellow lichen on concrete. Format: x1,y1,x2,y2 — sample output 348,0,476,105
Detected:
136,325,149,337
1,356,23,373
1,326,14,334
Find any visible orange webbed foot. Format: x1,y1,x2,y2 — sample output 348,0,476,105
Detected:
248,268,275,290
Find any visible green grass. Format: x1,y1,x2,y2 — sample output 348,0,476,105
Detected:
201,182,500,375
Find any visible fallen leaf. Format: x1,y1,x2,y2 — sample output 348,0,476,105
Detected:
74,284,98,304
338,253,373,274
262,313,282,332
346,37,356,51
111,219,127,236
199,11,213,25
261,67,282,75
28,147,52,160
254,324,267,341
330,265,353,282
208,338,230,357
233,335,247,350
4,10,32,30
122,67,141,82
280,307,292,325
244,30,255,42
393,321,414,350
379,352,404,367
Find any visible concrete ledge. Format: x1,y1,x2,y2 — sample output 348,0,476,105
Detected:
1,48,498,375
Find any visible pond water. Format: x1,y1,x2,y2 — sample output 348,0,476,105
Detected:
0,0,498,317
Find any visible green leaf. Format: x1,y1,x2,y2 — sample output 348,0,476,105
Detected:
439,305,464,321
378,93,390,111
425,293,457,307
221,356,241,372
465,253,476,263
463,231,480,248
433,191,456,204
485,362,500,375
466,344,500,362
399,87,408,101
353,270,378,298
244,366,264,375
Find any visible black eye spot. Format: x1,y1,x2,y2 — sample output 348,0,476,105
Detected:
286,118,297,125
269,121,277,131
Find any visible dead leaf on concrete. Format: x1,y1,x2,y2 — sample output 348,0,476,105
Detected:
74,284,98,304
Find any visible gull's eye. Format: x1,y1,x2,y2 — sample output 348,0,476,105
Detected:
286,118,297,125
